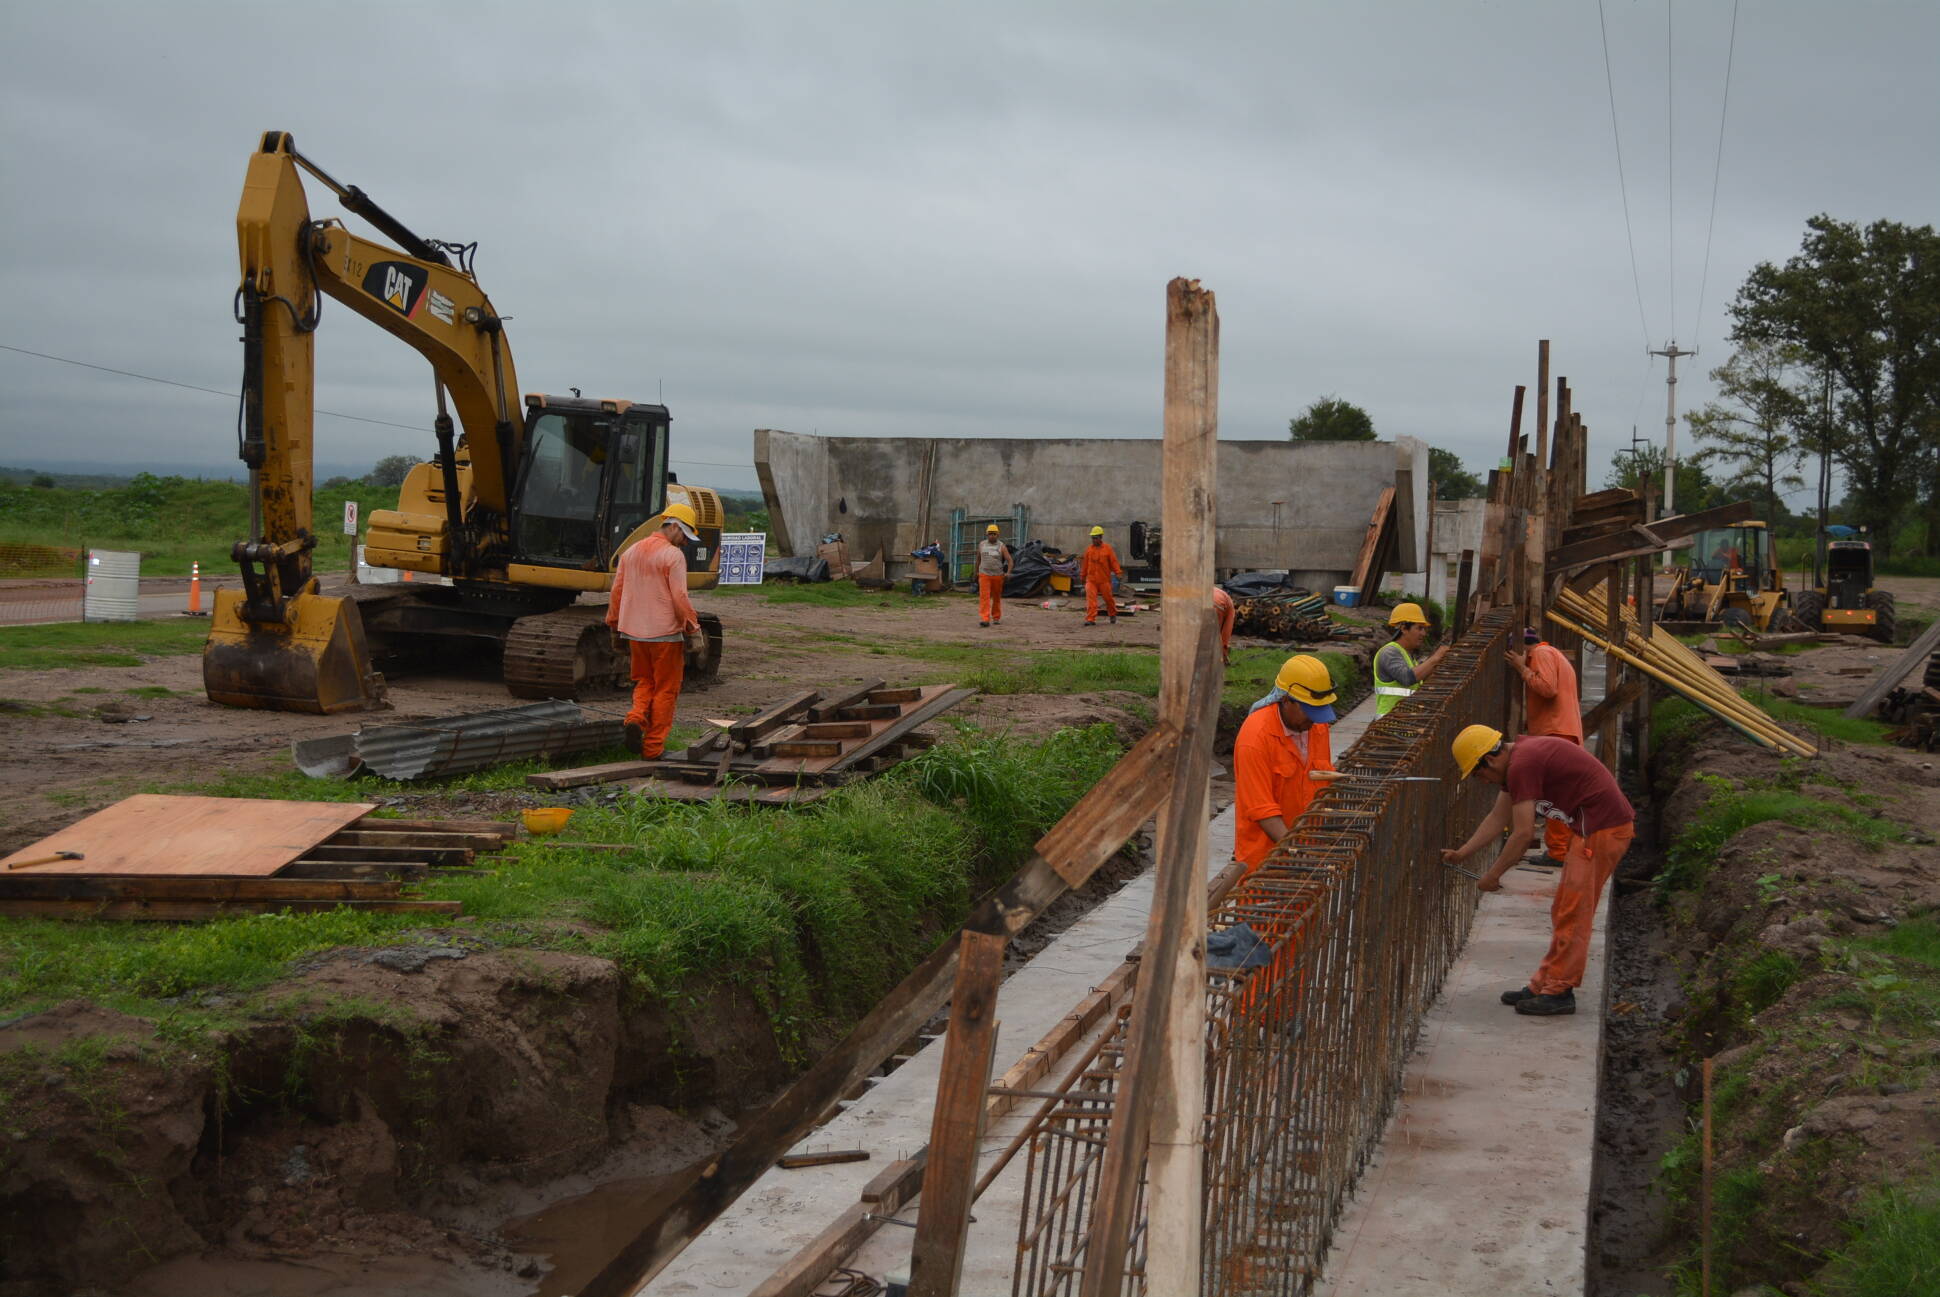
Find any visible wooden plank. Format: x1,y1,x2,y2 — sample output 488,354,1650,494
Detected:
323,830,502,851
776,1150,870,1170
281,861,431,881
1549,500,1756,569
1580,676,1645,737
0,875,404,901
907,929,1007,1296
1844,615,1940,719
1037,726,1180,888
835,702,902,722
801,722,874,740
807,681,888,723
868,686,925,705
299,843,472,865
351,816,514,837
0,898,461,920
1453,548,1474,634
0,795,377,876
822,688,973,774
729,690,821,743
748,1155,926,1297
571,718,1181,1297
1346,487,1395,598
770,740,844,759
527,759,663,790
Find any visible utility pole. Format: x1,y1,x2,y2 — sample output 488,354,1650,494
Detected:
1648,341,1696,566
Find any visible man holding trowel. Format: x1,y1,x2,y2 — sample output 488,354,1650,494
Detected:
1443,724,1635,1017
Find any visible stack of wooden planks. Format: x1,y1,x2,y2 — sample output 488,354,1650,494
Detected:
0,794,511,920
527,682,974,803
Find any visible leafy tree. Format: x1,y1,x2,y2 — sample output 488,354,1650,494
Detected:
29,474,54,489
1686,341,1809,525
1605,443,1718,513
1728,215,1940,558
364,454,416,488
1427,447,1485,499
1288,396,1375,442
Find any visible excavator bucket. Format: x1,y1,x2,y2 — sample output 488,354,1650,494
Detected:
203,588,387,714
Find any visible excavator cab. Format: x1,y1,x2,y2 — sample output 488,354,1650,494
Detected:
510,397,669,569
1659,521,1792,632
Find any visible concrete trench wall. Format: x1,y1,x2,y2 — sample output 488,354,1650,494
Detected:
754,429,1430,588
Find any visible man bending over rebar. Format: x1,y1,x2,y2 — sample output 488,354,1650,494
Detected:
1442,724,1635,1017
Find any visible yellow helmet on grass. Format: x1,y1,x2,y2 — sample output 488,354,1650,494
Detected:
1452,724,1504,777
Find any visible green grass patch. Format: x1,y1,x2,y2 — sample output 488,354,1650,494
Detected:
1823,1175,1940,1297
0,618,211,671
759,582,905,608
0,724,1124,1051
1730,950,1803,1018
1742,693,1896,746
965,650,1161,697
1660,775,1910,893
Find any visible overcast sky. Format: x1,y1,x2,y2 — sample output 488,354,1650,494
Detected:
2,1,1935,498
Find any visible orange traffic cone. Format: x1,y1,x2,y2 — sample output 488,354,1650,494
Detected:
402,568,414,582
187,561,202,614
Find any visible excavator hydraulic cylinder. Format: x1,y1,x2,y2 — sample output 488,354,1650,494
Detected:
203,588,387,714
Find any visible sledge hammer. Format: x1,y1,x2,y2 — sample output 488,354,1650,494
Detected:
8,850,84,871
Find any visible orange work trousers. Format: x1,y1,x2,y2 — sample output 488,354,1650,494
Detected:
1530,822,1635,995
1084,579,1117,623
626,639,686,758
1544,816,1573,861
978,573,1004,624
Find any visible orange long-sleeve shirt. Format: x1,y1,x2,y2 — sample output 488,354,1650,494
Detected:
1523,641,1583,743
607,533,699,641
1232,706,1333,868
1212,587,1235,653
1079,542,1122,586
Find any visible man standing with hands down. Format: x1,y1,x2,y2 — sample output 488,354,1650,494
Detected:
607,502,706,760
1443,724,1636,1016
1079,526,1122,626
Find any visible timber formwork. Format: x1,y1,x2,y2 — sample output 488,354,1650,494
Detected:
1009,611,1513,1297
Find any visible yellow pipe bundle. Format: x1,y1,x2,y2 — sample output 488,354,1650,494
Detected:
1549,585,1816,758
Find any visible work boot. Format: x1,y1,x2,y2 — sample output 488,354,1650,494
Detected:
980,620,990,627
1109,615,1117,624
1500,985,1538,1006
1513,989,1576,1016
624,721,645,756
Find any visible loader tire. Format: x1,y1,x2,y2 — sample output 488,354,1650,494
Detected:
1865,590,1896,644
1790,590,1824,632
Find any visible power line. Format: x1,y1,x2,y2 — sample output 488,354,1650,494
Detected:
1692,0,1742,348
0,341,755,472
1597,1,1653,349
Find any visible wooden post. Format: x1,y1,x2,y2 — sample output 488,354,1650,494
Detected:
1454,548,1475,633
1534,341,1551,474
1634,553,1654,774
908,929,1006,1296
1600,562,1624,771
1424,479,1439,612
1082,278,1220,1297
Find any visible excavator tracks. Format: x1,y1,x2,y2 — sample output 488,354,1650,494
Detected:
503,606,722,700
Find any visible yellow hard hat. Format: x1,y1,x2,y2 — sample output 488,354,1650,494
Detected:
986,523,1001,534
1089,526,1105,537
660,501,700,540
1452,724,1504,778
1273,654,1338,706
1388,602,1428,626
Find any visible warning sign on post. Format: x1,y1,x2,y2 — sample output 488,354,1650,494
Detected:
343,501,359,536
719,533,767,585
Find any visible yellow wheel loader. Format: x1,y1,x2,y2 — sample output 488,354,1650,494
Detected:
205,132,724,714
1792,539,1895,643
1656,520,1796,634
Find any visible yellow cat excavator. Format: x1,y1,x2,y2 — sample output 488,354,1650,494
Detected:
205,132,724,713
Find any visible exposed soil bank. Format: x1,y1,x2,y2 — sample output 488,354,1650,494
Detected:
1590,708,1940,1296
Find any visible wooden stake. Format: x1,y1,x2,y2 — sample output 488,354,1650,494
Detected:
1600,563,1624,770
1701,1055,1715,1297
1083,277,1220,1297
908,930,1006,1296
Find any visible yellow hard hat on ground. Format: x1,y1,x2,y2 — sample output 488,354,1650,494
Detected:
1089,526,1105,537
986,523,1001,534
1388,602,1428,626
1452,723,1504,777
660,501,700,541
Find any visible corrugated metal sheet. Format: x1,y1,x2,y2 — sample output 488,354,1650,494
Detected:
82,549,141,622
293,700,624,781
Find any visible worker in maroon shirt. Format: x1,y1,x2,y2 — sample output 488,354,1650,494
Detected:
1443,724,1636,1016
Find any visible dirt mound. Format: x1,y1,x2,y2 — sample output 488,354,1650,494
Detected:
0,946,780,1294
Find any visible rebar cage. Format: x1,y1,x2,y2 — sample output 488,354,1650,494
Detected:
1011,610,1514,1296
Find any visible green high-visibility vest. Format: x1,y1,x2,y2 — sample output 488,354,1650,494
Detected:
1374,641,1417,716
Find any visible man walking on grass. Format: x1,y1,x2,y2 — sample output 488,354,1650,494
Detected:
607,502,705,760
1443,724,1635,1017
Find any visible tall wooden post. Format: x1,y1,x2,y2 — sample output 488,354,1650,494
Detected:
1081,278,1220,1297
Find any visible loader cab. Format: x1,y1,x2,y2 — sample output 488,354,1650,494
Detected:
1825,540,1874,610
510,396,670,569
1690,523,1775,592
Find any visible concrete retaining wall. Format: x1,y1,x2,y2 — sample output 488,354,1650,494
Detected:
754,429,1429,585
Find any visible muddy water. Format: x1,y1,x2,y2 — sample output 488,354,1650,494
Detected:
499,1170,694,1297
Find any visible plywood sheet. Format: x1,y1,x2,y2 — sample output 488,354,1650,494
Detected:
0,795,377,876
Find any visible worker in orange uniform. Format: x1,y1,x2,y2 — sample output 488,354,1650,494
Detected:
976,523,1012,628
1232,655,1339,872
1445,724,1636,1016
1079,526,1122,625
607,501,705,759
1506,627,1584,862
1212,586,1235,664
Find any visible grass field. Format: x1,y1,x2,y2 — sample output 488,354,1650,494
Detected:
0,618,211,670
